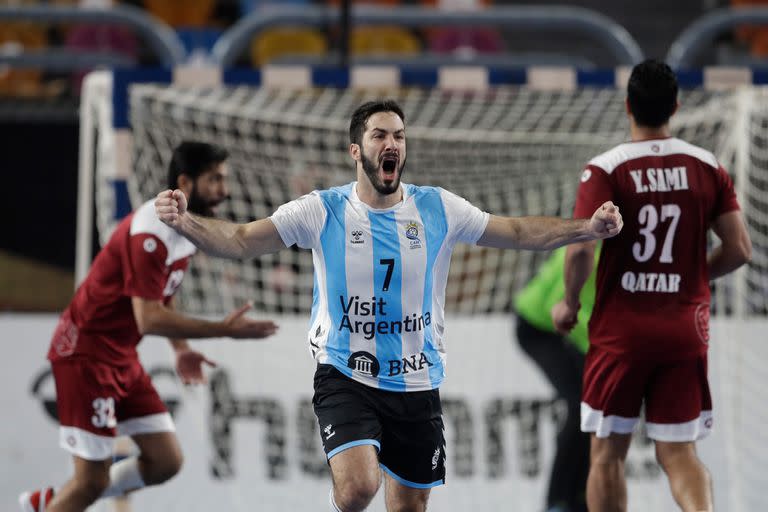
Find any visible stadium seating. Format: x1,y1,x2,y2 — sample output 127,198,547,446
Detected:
0,22,48,97
250,27,328,66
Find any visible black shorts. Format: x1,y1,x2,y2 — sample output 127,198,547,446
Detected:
312,364,446,488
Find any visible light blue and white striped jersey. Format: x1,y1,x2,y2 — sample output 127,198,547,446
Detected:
270,182,489,392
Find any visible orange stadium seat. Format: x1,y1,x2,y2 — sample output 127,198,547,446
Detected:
0,22,47,97
250,27,328,66
325,0,421,58
350,26,421,57
732,0,768,56
144,0,216,28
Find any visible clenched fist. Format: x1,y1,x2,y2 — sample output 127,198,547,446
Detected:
155,189,188,229
589,201,623,239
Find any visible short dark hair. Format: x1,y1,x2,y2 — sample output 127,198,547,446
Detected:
627,59,678,128
167,141,229,190
349,99,405,145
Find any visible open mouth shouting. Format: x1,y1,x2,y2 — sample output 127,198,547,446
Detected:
381,153,399,180
360,147,404,195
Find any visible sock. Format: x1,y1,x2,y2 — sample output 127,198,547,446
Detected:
329,487,343,512
100,457,146,498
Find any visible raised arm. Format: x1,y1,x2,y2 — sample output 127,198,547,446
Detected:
708,210,752,279
477,201,623,250
155,189,286,259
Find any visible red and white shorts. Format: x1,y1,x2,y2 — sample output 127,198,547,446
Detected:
51,357,175,461
581,346,713,441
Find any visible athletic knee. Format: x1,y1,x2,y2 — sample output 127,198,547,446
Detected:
388,493,429,512
141,450,184,484
654,442,699,473
334,476,380,511
590,448,625,475
589,434,632,472
73,470,111,500
159,451,184,482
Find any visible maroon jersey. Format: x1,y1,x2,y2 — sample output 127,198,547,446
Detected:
48,200,196,365
574,137,740,359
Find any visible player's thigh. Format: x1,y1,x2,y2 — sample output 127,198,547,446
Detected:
581,346,650,437
383,471,431,511
645,354,712,442
329,444,382,492
131,431,182,466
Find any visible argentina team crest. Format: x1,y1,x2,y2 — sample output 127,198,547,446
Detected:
405,221,422,249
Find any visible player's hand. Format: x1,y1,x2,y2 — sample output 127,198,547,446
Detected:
175,348,217,385
589,201,623,239
551,299,579,335
223,302,279,339
155,189,189,229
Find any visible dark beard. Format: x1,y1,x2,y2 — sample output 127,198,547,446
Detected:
360,152,406,195
186,185,218,217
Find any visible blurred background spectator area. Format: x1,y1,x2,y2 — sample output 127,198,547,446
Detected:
7,0,767,100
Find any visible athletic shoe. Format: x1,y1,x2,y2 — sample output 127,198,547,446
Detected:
18,487,54,512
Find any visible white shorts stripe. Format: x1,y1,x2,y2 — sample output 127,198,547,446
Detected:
582,402,714,441
59,426,114,461
646,410,713,442
118,412,175,437
580,402,638,438
58,413,175,460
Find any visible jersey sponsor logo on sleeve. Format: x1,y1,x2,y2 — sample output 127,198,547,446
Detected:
347,351,380,377
143,238,157,253
580,169,592,182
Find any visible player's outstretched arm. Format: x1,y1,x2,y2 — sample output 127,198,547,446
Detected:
155,189,286,259
132,297,279,340
477,201,623,250
708,210,752,279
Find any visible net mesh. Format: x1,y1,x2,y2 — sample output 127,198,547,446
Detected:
122,85,766,317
